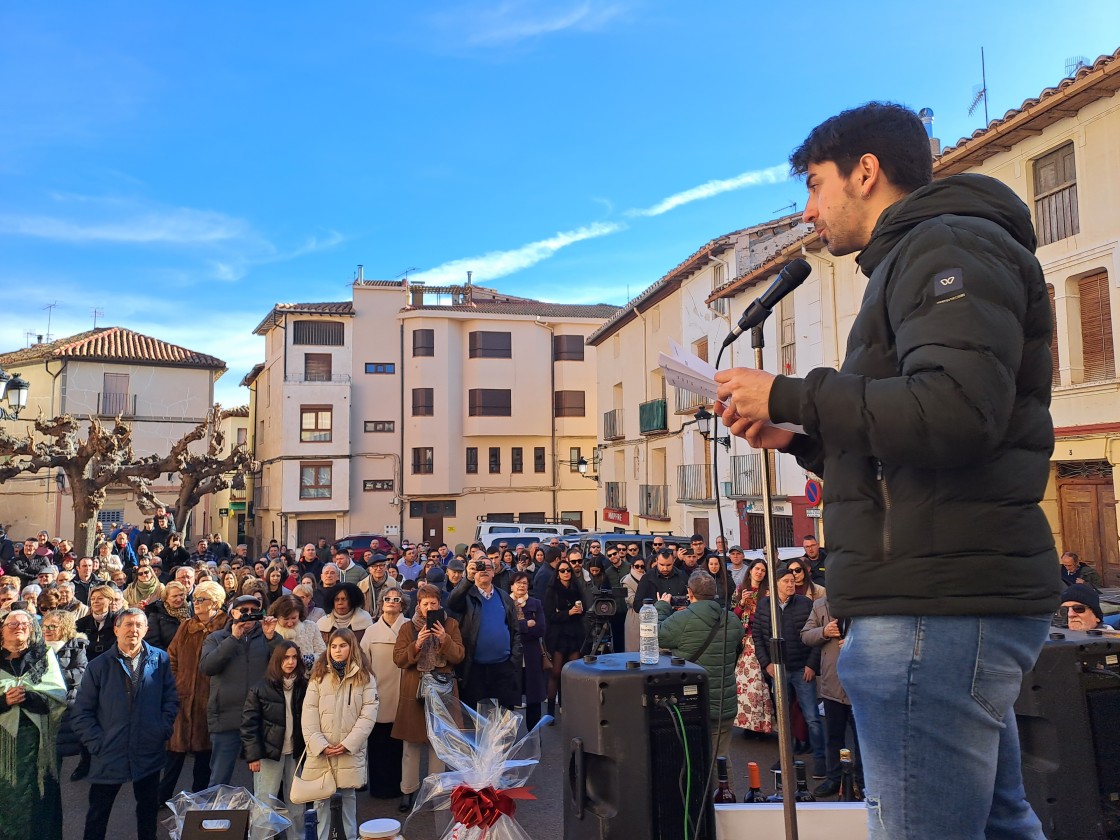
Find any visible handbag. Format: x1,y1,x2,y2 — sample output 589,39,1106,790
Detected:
539,640,553,671
416,670,456,704
289,747,337,805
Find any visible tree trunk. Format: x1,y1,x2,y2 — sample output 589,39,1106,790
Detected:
72,490,99,558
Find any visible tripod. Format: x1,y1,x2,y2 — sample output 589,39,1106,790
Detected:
584,617,615,657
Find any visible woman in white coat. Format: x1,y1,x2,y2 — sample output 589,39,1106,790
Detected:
358,589,407,799
302,627,379,840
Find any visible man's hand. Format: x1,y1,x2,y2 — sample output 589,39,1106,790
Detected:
824,619,841,639
248,760,261,773
714,368,776,428
803,667,816,682
658,592,672,603
261,616,278,640
230,617,250,639
765,663,775,678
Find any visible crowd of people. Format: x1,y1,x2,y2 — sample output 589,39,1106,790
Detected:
0,514,1113,840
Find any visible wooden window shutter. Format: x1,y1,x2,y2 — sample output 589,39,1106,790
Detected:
1047,284,1060,386
1078,272,1115,382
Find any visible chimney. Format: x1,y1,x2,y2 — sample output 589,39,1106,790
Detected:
919,107,941,157
356,264,364,282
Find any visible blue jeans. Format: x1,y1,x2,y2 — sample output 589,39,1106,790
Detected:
208,730,242,787
786,669,825,764
839,615,1050,840
254,753,303,840
314,788,355,840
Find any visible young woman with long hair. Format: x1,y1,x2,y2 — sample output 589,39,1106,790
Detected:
302,628,378,840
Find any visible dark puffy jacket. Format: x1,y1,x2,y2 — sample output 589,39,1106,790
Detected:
654,598,744,721
76,612,120,660
70,641,178,783
144,599,185,650
752,594,820,674
240,677,307,762
632,568,688,612
446,579,523,687
54,635,90,758
199,622,279,733
770,174,1060,618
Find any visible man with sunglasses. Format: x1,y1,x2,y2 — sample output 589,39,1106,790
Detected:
1059,585,1115,633
648,538,666,560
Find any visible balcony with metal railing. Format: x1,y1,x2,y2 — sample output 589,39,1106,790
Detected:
98,392,136,417
604,481,626,511
638,398,668,435
638,484,669,519
728,452,781,498
284,373,352,384
674,386,708,415
603,408,624,441
677,463,714,504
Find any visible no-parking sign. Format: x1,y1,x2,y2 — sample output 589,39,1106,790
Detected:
805,479,822,506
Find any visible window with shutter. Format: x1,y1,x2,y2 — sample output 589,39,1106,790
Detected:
1033,144,1079,246
1078,272,1115,382
1047,284,1061,386
304,354,332,381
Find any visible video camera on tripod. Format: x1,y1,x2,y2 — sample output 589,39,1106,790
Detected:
583,585,626,656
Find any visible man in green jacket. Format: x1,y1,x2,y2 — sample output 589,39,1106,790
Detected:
655,570,743,781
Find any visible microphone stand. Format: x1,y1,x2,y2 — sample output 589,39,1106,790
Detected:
753,324,799,840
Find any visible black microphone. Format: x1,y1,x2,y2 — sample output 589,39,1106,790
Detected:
722,258,812,347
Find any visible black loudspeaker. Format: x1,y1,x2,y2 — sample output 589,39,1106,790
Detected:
1015,632,1120,839
561,653,713,840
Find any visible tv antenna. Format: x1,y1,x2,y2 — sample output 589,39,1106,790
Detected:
1065,56,1089,78
968,46,989,126
42,301,57,342
772,201,798,215
91,307,104,328
398,267,419,280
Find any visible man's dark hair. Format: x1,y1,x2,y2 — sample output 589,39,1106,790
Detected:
789,102,932,192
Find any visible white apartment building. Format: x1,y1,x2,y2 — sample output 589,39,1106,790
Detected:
588,215,812,549
248,282,617,551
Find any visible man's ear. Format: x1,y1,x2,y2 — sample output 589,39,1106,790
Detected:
855,153,884,198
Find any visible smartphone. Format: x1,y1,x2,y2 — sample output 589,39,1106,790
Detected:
426,608,445,629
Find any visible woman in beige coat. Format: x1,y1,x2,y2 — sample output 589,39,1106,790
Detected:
358,589,407,799
302,627,379,840
392,583,464,813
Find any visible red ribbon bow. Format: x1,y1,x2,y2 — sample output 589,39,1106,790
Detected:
450,784,535,830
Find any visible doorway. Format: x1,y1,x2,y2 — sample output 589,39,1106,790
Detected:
1059,478,1119,586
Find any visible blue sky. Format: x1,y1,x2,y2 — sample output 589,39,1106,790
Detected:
2,1,1117,406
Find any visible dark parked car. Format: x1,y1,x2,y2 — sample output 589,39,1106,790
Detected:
334,533,395,557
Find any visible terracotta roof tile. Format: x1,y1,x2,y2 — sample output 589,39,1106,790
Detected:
254,301,354,334
405,302,619,319
0,327,226,371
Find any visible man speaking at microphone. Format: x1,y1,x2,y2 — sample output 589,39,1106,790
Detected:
714,102,1059,840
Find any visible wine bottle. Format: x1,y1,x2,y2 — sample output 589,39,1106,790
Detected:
765,769,783,802
713,755,737,803
839,748,855,802
794,760,816,802
743,761,764,803
328,792,346,840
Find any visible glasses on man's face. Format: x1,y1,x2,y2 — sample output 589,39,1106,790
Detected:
1065,604,1089,615
652,543,664,548
627,547,639,553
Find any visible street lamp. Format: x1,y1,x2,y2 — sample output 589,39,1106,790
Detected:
0,368,30,420
692,407,730,449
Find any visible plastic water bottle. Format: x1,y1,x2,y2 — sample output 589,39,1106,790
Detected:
639,599,659,664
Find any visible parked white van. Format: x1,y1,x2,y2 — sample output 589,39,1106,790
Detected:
474,520,583,544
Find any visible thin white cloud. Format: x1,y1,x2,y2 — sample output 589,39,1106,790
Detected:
0,207,249,244
408,221,625,286
628,163,789,217
0,193,343,282
433,1,626,48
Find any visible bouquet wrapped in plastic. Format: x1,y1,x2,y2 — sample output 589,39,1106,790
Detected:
162,783,292,840
404,683,551,840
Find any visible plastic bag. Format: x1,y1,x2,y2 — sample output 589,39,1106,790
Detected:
162,783,293,840
404,683,552,840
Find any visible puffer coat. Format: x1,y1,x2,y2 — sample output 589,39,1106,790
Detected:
54,634,89,757
301,663,379,790
654,598,743,721
241,676,307,762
